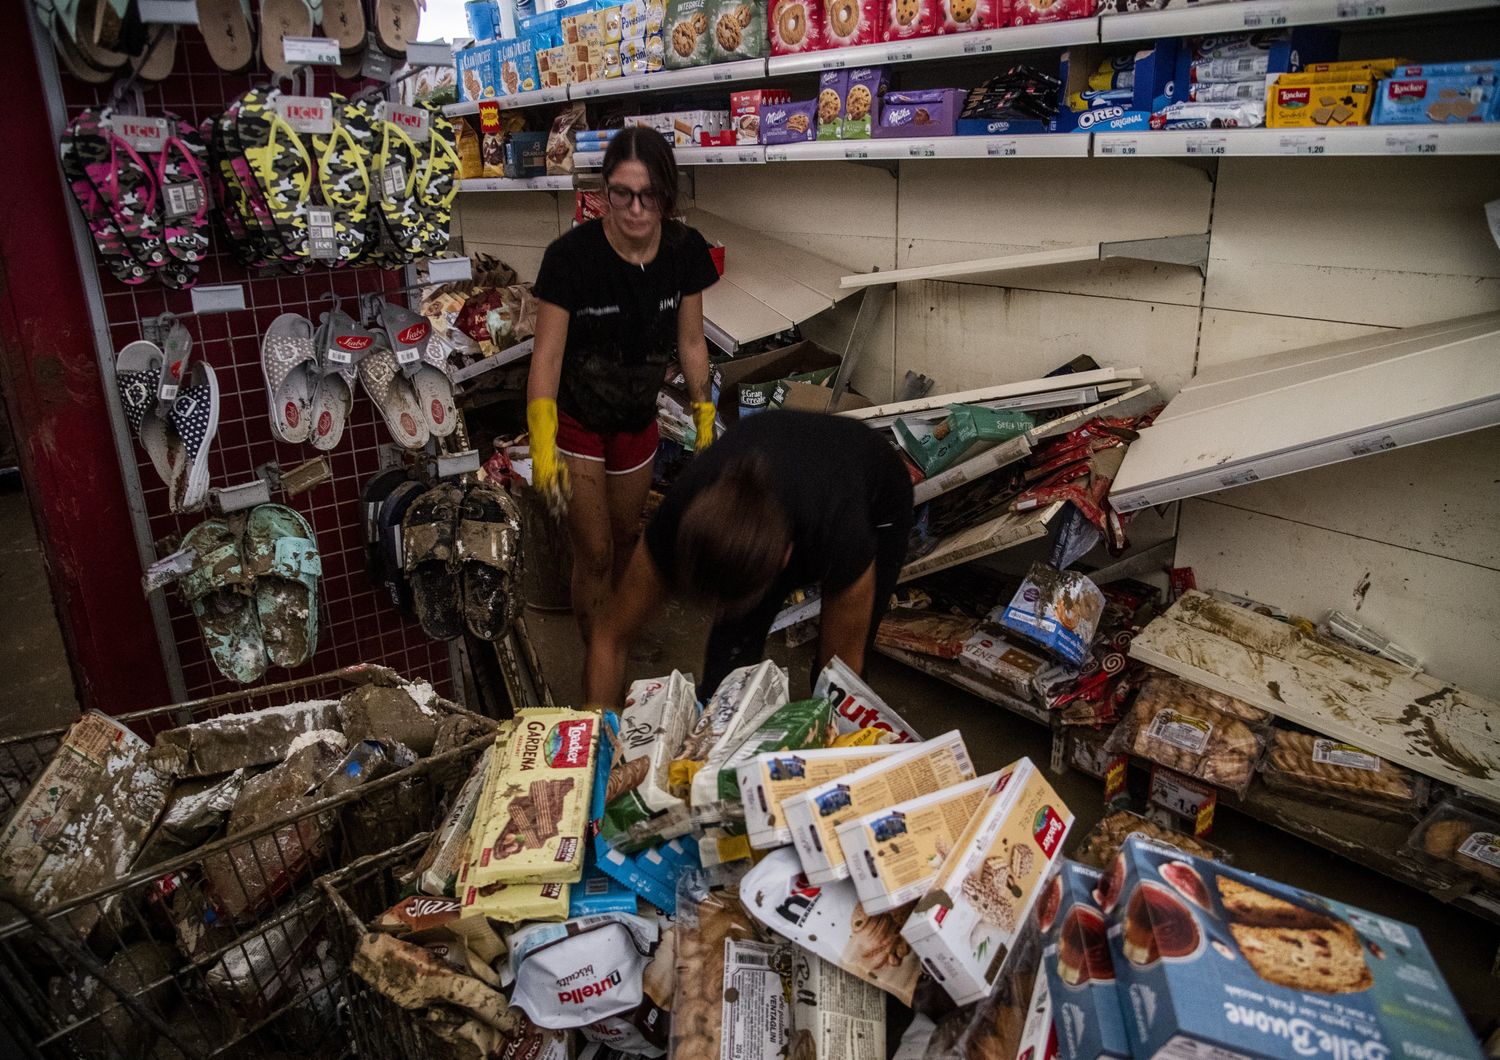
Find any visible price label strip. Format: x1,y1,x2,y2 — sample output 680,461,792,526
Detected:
987,139,1019,157
1187,135,1228,156
1279,134,1326,155
1242,5,1289,28
1098,138,1139,156
1384,131,1439,155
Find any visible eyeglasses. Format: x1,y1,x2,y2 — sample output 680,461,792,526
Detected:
605,184,662,212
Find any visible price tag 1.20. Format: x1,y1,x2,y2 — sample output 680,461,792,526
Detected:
1149,766,1218,837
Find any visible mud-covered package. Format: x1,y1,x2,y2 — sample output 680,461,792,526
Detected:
670,659,788,805
602,671,700,851
574,721,642,916
1103,673,1268,797
1038,861,1129,1060
815,657,921,744
1104,835,1483,1060
783,730,976,885
788,949,886,1060
997,563,1105,667
741,846,922,1004
839,771,999,915
701,696,836,826
901,758,1073,1005
669,870,777,1060
1016,970,1060,1060
149,699,340,776
510,912,661,1029
1259,728,1428,819
740,745,903,850
414,745,494,895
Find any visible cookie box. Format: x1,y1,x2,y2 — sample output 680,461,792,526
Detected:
1018,971,1061,1060
770,0,824,54
1406,798,1500,891
958,632,1046,701
1102,835,1484,1060
1269,75,1374,127
740,744,902,849
822,0,883,48
504,131,551,178
784,730,976,884
761,99,819,144
939,0,1003,33
1009,0,1089,25
731,88,792,144
1074,810,1229,870
455,41,500,102
874,88,965,137
708,0,768,61
842,67,888,137
900,758,1071,1005
883,0,936,42
840,771,1000,915
518,8,565,46
1390,59,1500,78
955,117,1053,134
1039,861,1130,1060
497,37,541,94
663,0,714,68
816,69,849,140
816,656,921,744
1373,74,1499,125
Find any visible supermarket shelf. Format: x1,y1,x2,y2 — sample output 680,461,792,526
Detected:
839,233,1207,289
877,644,1051,725
1100,0,1500,42
900,501,1064,582
765,19,1096,76
675,145,767,164
443,86,568,115
767,134,1088,162
1094,123,1500,157
571,58,768,100
458,175,575,192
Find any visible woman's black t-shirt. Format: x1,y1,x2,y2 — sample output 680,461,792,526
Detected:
533,218,720,434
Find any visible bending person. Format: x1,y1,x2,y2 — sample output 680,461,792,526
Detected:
585,409,915,706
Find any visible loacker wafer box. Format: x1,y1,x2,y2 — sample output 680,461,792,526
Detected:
468,707,598,886
1268,73,1375,127
901,757,1072,1005
1101,835,1483,1060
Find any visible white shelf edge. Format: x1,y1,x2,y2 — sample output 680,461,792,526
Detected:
1099,0,1500,42
1093,124,1500,158
768,133,1088,161
458,176,575,192
675,145,767,164
571,58,767,100
443,86,569,115
765,18,1097,76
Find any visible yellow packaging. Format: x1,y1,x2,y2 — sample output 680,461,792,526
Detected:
838,771,999,915
783,731,975,885
566,40,603,83
597,4,624,43
831,727,894,749
468,708,598,886
1270,58,1403,83
601,43,622,78
1268,76,1375,127
739,745,903,850
561,11,601,42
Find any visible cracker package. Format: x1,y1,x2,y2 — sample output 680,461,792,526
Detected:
770,0,823,53
741,846,922,1004
841,66,887,138
784,730,976,885
901,758,1073,1005
601,671,699,851
816,657,921,744
789,951,887,1060
697,695,835,826
664,0,714,68
669,660,788,802
708,0,767,60
939,0,1003,32
1373,74,1498,124
958,631,1046,700
468,708,598,886
822,0,882,48
816,69,849,140
883,0,935,41
740,744,903,850
839,771,999,915
670,871,776,1060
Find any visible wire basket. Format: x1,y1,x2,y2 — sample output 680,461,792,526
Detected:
0,666,494,1059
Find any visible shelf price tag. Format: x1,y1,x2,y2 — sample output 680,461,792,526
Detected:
765,146,790,162
736,149,762,163
1279,134,1326,155
962,37,994,55
281,36,341,65
1384,131,1439,154
1149,766,1218,837
1242,5,1289,28
711,68,738,81
886,47,914,62
1187,135,1228,155
1098,137,1139,156
844,146,870,159
1335,0,1386,17
819,57,849,70
907,142,937,158
987,139,1019,157
577,82,605,97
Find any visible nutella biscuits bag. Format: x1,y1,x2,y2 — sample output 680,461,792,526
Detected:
510,912,660,1029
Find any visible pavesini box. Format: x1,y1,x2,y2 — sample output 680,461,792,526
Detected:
1039,861,1130,1060
783,731,976,885
1102,835,1484,1060
901,758,1072,1005
739,745,903,850
839,771,999,915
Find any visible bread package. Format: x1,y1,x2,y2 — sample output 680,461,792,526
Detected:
1260,728,1427,818
1408,799,1500,891
1105,674,1268,796
601,671,699,852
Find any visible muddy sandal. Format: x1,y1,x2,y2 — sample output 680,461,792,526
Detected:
167,361,221,513
244,503,321,668
262,313,319,444
458,482,523,641
179,519,266,685
403,483,465,641
60,110,147,285
357,331,430,450
239,90,314,259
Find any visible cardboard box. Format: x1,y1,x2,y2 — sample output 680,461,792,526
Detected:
771,0,824,54
496,38,541,94
732,89,793,144
1040,861,1131,1060
505,132,550,177
1372,74,1498,125
839,771,998,914
713,340,840,422
740,745,902,849
958,631,1046,700
455,41,501,101
1104,835,1484,1060
1268,75,1374,127
784,730,976,885
874,88,964,138
900,758,1073,1005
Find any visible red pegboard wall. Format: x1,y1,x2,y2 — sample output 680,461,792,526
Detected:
60,26,455,700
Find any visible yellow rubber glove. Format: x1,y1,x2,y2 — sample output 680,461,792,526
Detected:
527,398,570,517
691,401,717,453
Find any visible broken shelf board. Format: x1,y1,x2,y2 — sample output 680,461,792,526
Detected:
843,367,1143,425
1129,591,1500,802
1111,311,1500,512
913,435,1034,505
900,502,1064,582
839,234,1208,290
877,644,1050,726
855,385,1102,432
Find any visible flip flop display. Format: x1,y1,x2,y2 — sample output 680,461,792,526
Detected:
261,312,319,443
372,116,425,259
157,119,212,267
237,88,314,260
357,331,431,450
382,302,457,438
167,360,221,513
243,503,321,668
457,482,524,641
60,111,147,285
403,483,466,641
312,95,373,266
412,104,461,259
115,338,182,489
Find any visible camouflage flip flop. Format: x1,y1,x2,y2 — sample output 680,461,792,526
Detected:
238,89,314,260
311,95,372,266
157,117,212,267
84,113,168,272
457,482,523,641
59,109,147,285
403,483,464,641
220,98,288,259
372,116,424,260
179,519,266,685
411,104,460,259
244,503,321,669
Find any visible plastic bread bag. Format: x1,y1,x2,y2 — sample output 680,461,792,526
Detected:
1259,728,1428,819
669,660,788,802
696,695,836,827
509,912,661,1029
1406,799,1500,891
740,846,922,1005
668,869,773,1060
788,949,887,1060
1103,674,1269,797
602,672,701,851
816,656,922,744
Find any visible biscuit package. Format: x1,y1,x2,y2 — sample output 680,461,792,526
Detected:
732,89,792,144
822,0,882,48
839,770,1000,915
663,0,715,67
497,37,541,95
1408,799,1500,890
700,696,835,826
883,0,936,41
1268,74,1374,127
816,69,849,140
740,744,902,850
708,0,768,61
741,846,923,1004
875,87,965,136
841,66,887,138
784,730,976,885
770,0,823,53
788,950,887,1060
760,99,819,144
669,871,774,1060
601,671,700,852
939,0,1003,33
1039,861,1130,1060
1105,673,1269,797
509,912,661,1029
1074,809,1229,869
1104,835,1483,1060
1259,729,1428,818
998,563,1105,667
1009,0,1089,23
456,41,499,101
670,660,788,802
900,758,1073,1005
1372,74,1499,124
816,656,921,743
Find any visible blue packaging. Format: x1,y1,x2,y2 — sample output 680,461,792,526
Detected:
518,8,564,47
1372,73,1498,125
569,868,639,916
466,0,502,41
1131,38,1179,113
496,36,541,94
1388,59,1500,78
1042,861,1130,1060
455,40,501,102
1104,836,1484,1060
956,118,1055,135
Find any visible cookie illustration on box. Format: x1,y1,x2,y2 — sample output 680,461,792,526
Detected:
1010,0,1089,24
940,0,996,33
771,0,821,52
883,0,934,40
823,0,879,47
711,0,766,61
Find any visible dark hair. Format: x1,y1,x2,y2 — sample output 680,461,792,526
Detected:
601,126,679,217
674,453,792,610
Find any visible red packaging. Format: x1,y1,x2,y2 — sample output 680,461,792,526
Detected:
823,0,882,48
1009,0,1089,24
883,0,937,40
731,88,793,143
770,0,824,53
939,0,1005,32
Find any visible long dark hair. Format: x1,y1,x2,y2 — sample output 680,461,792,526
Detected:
674,452,791,610
601,126,679,218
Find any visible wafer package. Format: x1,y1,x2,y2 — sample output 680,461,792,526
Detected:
670,660,788,807
740,744,903,850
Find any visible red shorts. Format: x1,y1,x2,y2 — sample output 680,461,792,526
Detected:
557,410,659,475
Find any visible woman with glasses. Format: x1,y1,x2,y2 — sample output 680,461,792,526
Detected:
527,126,720,654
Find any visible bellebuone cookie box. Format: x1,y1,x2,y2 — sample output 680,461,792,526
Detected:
1102,835,1484,1060
901,757,1073,1005
1040,861,1130,1060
